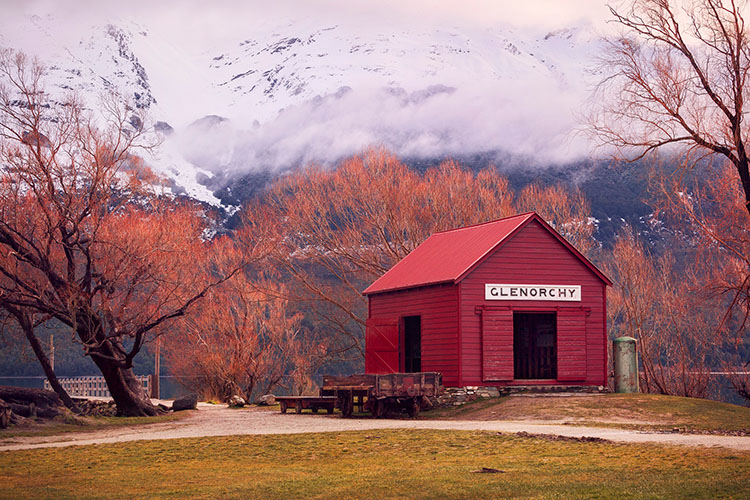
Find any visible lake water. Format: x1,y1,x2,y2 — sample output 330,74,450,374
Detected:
0,376,189,400
1,374,747,406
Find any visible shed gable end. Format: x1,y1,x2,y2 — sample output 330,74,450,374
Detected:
456,218,604,286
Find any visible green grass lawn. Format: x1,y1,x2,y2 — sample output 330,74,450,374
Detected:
1,429,747,500
427,393,750,433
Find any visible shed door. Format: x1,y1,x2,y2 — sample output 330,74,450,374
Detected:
482,309,514,381
365,317,399,374
514,312,557,379
557,309,588,381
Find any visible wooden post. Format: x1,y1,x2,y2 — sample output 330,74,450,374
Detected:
49,333,54,371
151,338,160,399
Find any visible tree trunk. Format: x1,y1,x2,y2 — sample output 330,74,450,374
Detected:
98,363,157,417
77,314,159,417
0,386,62,408
735,158,750,219
88,340,158,417
6,307,79,412
21,324,78,411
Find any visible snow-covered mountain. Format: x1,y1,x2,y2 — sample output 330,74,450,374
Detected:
0,9,605,210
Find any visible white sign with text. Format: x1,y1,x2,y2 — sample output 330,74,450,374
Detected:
485,284,581,302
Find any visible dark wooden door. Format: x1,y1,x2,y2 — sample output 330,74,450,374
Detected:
513,312,557,379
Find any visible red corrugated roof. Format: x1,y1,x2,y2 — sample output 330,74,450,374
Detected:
363,212,611,295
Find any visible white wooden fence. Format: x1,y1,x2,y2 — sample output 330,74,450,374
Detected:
44,375,151,398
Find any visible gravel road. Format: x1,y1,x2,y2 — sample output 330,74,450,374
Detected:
2,403,749,452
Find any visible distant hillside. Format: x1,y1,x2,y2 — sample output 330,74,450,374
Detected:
211,155,660,247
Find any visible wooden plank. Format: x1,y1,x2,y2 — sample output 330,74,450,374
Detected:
322,374,376,387
557,309,588,381
482,309,514,381
274,396,337,402
365,318,400,374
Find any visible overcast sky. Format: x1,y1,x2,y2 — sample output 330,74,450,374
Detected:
7,0,614,49
2,1,619,170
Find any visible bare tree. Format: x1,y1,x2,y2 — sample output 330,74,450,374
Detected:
594,0,750,401
604,226,714,397
593,0,750,210
594,0,750,215
0,50,243,416
164,242,314,402
0,307,77,410
652,160,750,400
245,148,594,361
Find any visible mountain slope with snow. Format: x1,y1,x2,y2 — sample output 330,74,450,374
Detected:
0,10,605,207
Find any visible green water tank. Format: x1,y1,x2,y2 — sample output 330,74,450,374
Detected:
613,336,639,393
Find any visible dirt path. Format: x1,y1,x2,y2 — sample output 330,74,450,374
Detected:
2,403,749,452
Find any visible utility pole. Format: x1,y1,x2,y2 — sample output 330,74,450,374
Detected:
151,337,160,399
49,333,54,371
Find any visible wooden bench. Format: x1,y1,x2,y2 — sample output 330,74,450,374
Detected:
275,396,337,414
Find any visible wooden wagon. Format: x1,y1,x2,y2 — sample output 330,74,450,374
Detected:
320,372,443,418
275,395,336,414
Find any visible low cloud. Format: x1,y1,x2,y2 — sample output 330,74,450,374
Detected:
176,76,591,173
4,0,610,174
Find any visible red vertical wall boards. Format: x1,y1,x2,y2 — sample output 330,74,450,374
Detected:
363,212,612,388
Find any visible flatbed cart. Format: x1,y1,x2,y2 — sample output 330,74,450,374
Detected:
275,396,337,414
320,372,443,418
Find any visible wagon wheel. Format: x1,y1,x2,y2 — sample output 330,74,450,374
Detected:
407,398,420,418
340,394,353,418
344,396,354,418
312,407,319,414
295,400,302,414
280,401,288,414
327,406,334,414
371,399,383,418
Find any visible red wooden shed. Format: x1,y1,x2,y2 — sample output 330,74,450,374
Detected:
362,212,611,388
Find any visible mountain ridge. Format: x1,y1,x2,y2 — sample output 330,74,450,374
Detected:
0,11,657,243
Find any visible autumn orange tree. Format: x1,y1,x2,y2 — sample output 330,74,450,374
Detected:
164,241,324,402
594,0,750,213
0,50,244,416
245,149,594,361
593,0,750,401
604,227,717,397
650,160,750,399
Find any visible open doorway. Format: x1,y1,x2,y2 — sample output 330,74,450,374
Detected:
513,312,556,379
402,316,421,372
